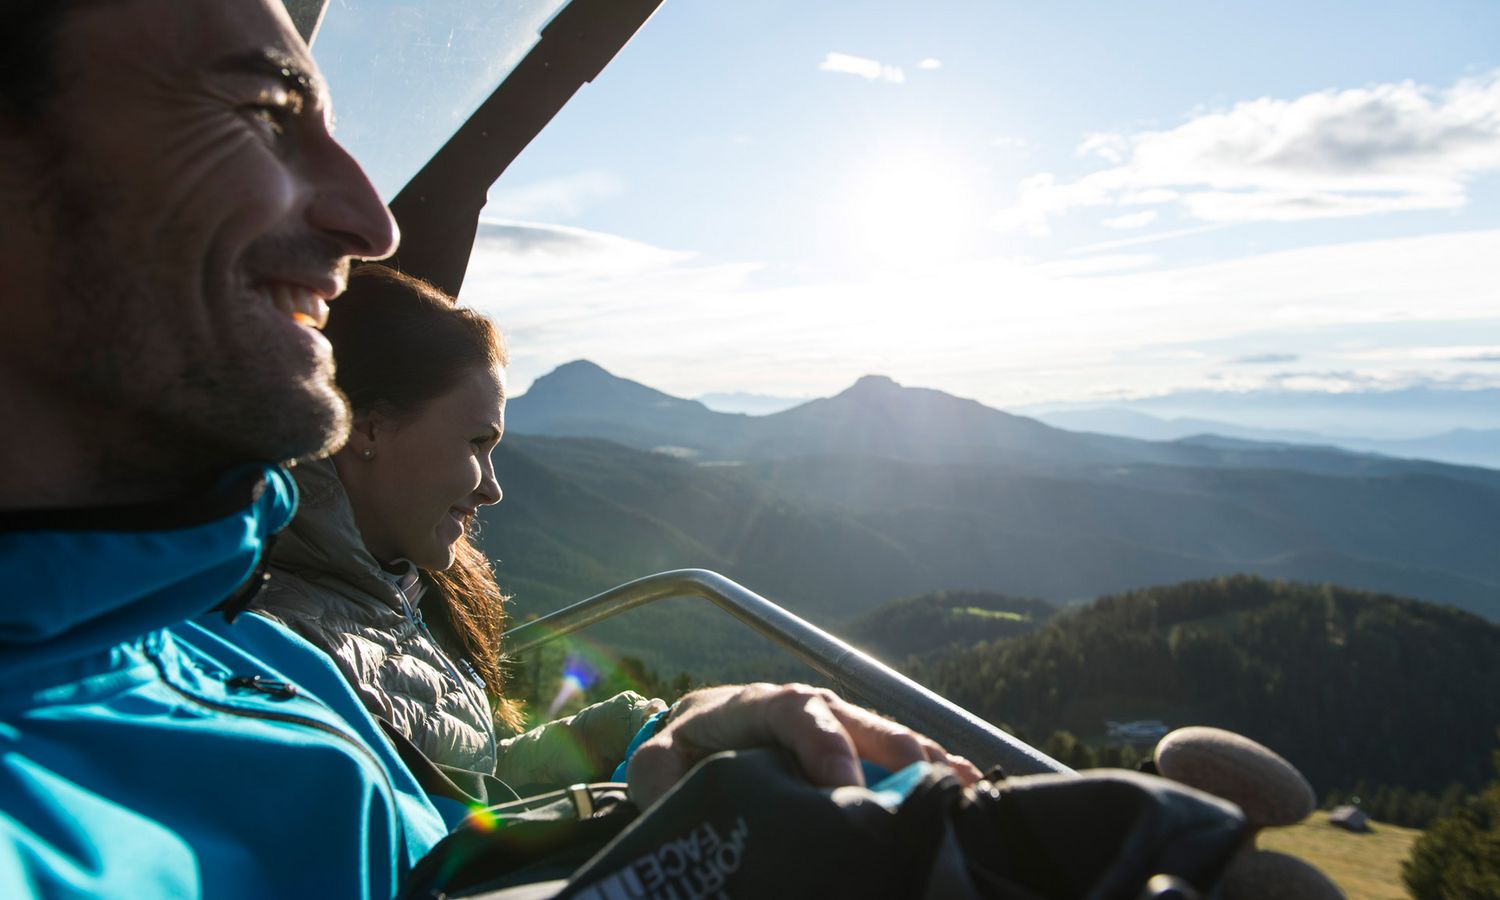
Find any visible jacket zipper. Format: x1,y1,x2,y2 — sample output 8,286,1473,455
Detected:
147,652,396,792
394,583,500,765
215,534,278,623
395,587,473,689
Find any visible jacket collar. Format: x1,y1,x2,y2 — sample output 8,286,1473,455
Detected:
0,465,296,677
271,459,421,614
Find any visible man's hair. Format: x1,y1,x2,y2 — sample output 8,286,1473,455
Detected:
322,265,523,731
0,1,75,123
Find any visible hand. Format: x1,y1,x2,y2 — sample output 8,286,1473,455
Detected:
626,683,983,808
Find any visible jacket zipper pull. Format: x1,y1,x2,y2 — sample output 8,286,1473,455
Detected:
227,675,299,700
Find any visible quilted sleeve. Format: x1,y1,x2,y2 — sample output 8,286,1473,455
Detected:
494,691,667,793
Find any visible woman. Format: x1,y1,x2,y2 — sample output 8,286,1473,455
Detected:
252,265,662,795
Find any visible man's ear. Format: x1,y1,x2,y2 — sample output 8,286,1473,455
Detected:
0,113,51,187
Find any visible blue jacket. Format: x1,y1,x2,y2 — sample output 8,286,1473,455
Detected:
0,466,457,899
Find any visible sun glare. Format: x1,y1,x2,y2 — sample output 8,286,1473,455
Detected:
841,148,981,270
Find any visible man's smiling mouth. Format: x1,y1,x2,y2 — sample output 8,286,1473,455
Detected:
262,281,332,329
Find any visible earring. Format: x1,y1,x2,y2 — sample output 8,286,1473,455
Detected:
361,449,374,459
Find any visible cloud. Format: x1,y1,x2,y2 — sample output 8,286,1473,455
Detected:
484,170,624,220
819,52,905,84
1259,370,1415,393
991,135,1032,151
994,69,1500,233
992,171,1119,236
469,220,693,275
1102,210,1159,230
1230,353,1300,365
1077,132,1129,164
1339,345,1500,364
1064,222,1228,256
1035,253,1159,276
918,58,943,70
464,216,1500,404
462,220,764,392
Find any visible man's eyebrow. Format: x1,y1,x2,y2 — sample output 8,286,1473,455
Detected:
213,48,327,105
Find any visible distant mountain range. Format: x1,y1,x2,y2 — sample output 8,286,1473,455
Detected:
698,391,808,415
1037,407,1500,470
1028,386,1500,438
509,361,1500,482
482,361,1500,645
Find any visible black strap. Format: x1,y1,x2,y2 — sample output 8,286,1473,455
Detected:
377,718,521,807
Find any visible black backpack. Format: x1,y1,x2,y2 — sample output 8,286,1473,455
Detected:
400,747,1246,900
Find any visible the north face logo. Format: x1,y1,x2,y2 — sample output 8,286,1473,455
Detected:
574,816,751,900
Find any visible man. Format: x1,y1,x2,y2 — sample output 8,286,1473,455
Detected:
0,1,976,896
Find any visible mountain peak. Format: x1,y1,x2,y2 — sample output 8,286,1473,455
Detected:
543,359,613,381
509,359,721,437
835,375,908,402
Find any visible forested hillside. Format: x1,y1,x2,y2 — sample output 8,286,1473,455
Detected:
911,575,1500,796
481,432,1500,632
846,590,1056,661
486,367,1500,807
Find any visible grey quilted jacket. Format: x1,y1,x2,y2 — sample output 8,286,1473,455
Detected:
251,460,661,788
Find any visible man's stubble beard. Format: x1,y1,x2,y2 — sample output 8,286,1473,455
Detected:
47,169,353,493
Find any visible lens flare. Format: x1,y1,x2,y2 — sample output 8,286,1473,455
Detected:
465,804,501,833
509,624,663,731
545,654,600,718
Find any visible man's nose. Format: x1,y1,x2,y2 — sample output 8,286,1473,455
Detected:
305,139,399,261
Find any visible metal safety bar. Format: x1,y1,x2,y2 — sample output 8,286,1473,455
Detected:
502,569,1073,777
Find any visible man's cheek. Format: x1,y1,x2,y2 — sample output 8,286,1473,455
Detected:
178,152,301,258
151,114,296,220
221,161,300,232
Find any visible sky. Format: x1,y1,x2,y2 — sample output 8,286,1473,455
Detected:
316,0,1500,416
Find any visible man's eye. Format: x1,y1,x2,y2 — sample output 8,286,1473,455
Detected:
241,88,304,138
244,104,291,136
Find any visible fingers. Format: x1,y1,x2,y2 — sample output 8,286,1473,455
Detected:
625,683,983,809
760,686,864,787
820,695,982,787
626,734,690,809
625,684,756,808
908,730,984,785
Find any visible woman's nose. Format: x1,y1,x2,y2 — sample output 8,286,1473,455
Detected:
476,464,502,506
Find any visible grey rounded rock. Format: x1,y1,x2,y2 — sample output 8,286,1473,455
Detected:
1154,726,1316,828
1218,849,1344,900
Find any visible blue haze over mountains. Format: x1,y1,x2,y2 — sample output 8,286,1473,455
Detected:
483,360,1500,646
1033,394,1500,470
701,384,1500,470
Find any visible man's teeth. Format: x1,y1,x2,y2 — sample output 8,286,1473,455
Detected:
267,283,330,330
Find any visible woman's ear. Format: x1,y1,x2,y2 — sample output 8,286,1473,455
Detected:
343,413,382,461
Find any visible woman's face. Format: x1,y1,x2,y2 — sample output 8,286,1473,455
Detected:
339,365,505,569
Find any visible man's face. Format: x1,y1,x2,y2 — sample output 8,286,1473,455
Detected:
0,0,396,487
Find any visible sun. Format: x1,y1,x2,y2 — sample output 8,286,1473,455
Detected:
841,146,981,270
